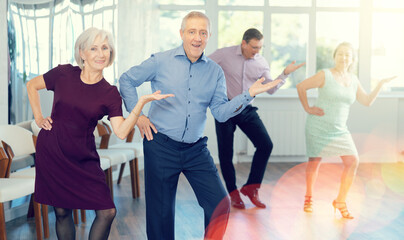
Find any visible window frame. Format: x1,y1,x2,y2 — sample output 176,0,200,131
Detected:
159,0,404,95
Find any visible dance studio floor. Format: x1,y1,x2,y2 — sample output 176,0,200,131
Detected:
6,161,404,240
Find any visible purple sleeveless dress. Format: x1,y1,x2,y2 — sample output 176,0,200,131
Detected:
34,64,122,210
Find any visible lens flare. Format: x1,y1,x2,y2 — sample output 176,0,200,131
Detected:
381,163,404,196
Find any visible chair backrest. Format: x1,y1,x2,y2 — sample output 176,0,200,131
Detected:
94,121,111,149
30,120,41,137
0,125,36,157
0,146,11,178
16,120,34,132
30,121,42,147
1,141,14,178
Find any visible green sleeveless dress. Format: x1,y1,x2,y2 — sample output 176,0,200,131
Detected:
305,69,359,157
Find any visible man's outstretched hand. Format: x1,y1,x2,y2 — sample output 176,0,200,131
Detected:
248,78,283,97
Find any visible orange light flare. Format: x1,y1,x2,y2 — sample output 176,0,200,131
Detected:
207,131,404,239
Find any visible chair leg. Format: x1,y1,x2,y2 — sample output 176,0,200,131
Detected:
0,203,6,240
135,158,140,197
27,194,34,218
33,200,43,240
105,168,113,198
129,158,139,198
117,163,126,184
73,209,79,225
41,205,49,239
80,209,86,223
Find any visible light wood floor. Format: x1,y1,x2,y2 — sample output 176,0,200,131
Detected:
5,162,404,240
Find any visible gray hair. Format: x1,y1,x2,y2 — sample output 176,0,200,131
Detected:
74,27,115,69
333,42,357,73
180,11,210,33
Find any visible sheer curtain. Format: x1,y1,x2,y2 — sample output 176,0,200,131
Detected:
117,0,158,143
117,0,157,115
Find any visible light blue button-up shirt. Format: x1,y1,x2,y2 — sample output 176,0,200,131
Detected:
119,45,253,143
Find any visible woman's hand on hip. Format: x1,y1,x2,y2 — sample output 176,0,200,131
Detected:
36,116,53,130
306,106,324,116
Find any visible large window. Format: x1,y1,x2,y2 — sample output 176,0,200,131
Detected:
9,0,118,84
371,11,404,90
218,11,263,48
271,14,308,89
158,0,404,91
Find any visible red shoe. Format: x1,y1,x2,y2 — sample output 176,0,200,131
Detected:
230,190,245,209
240,185,266,208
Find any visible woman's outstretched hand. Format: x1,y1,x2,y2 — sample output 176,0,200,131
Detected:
380,76,397,85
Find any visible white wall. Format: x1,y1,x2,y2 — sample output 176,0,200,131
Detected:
0,1,8,125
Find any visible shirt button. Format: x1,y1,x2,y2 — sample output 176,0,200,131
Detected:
188,114,190,117
188,101,190,104
190,75,192,77
189,88,191,91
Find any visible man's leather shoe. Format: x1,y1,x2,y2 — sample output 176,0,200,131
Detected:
230,190,245,209
240,185,266,208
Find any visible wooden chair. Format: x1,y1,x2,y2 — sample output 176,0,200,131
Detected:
95,121,139,198
0,148,10,178
0,146,44,240
106,123,142,198
0,124,34,173
0,124,44,221
1,140,49,239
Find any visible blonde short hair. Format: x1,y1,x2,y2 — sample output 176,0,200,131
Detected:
74,27,115,69
333,42,357,73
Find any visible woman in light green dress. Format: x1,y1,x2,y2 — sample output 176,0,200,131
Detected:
296,42,396,219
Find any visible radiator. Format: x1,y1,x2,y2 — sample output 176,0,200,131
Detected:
247,111,307,156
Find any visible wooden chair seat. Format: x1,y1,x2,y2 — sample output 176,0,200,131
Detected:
0,146,45,240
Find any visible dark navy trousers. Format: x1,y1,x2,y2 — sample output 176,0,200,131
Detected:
215,105,273,193
143,132,230,240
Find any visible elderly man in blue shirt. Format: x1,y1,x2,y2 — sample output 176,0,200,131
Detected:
119,11,281,240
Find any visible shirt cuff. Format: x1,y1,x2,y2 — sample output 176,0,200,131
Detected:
242,89,254,103
278,71,289,81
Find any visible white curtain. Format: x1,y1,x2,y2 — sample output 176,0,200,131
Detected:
117,0,157,101
118,0,158,74
117,0,158,142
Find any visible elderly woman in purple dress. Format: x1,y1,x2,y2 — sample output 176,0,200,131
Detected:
27,27,173,240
